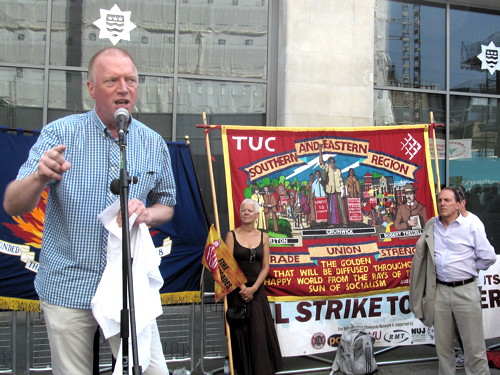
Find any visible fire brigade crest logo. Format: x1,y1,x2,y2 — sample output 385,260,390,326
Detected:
477,41,500,75
93,4,137,45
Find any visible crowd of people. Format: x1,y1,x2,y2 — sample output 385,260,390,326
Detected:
2,45,498,375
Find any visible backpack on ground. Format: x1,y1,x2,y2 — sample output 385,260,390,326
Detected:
330,328,378,375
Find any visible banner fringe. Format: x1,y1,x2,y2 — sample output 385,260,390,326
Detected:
0,297,40,312
161,291,201,305
0,292,202,312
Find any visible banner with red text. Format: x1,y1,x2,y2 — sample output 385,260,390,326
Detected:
272,256,500,356
202,225,247,302
222,125,437,301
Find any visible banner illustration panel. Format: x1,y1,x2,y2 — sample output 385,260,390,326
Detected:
222,125,437,301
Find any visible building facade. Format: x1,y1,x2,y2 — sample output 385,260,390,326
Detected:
1,0,499,247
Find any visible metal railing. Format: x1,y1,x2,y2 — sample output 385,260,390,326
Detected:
0,311,13,374
7,296,500,375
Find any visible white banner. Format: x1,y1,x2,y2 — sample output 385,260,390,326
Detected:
273,255,500,357
430,138,472,160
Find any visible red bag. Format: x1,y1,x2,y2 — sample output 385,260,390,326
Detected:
487,351,500,368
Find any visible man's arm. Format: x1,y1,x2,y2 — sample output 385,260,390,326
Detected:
3,145,70,216
3,175,48,216
118,199,174,228
473,225,496,270
318,144,325,165
141,202,174,227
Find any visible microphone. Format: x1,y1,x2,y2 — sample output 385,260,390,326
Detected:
114,108,130,135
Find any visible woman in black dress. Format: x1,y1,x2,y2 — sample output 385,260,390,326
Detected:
225,199,284,375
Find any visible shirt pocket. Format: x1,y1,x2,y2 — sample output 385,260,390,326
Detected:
129,169,159,202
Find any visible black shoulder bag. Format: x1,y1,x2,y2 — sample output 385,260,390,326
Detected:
226,303,248,327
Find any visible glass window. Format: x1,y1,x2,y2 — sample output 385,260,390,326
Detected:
178,0,268,78
0,0,274,239
450,7,500,94
176,77,267,230
177,78,266,115
48,71,91,116
375,0,445,89
0,0,48,65
0,67,44,129
176,77,266,174
135,75,173,139
176,79,267,163
449,96,499,156
374,89,444,125
449,96,499,250
50,0,176,73
375,1,500,253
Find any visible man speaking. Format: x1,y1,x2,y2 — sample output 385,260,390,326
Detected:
3,47,175,375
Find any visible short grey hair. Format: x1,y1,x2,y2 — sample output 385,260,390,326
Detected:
87,47,137,83
241,198,260,213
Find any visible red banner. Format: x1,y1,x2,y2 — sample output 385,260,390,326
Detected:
202,225,247,302
222,125,437,301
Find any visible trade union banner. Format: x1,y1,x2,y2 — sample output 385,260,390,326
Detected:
221,125,500,357
0,130,208,311
273,258,500,356
221,125,438,302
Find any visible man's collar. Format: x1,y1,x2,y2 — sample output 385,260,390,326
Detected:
90,109,107,133
437,212,463,226
90,108,135,136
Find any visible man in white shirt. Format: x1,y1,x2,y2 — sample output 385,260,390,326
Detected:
453,186,490,369
410,187,496,375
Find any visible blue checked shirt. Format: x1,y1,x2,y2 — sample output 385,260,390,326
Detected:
16,110,176,309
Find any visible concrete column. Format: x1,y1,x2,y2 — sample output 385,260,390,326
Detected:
277,0,375,127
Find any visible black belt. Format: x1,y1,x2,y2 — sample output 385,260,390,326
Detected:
436,277,475,287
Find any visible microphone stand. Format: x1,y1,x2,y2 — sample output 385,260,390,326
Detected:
111,125,142,375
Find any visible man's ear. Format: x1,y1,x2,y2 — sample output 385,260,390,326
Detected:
87,81,95,99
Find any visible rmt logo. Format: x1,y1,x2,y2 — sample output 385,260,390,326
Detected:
383,329,410,344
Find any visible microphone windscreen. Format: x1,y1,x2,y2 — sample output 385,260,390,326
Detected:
114,108,129,121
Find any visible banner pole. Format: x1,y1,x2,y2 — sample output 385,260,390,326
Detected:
198,113,234,374
184,135,212,228
430,112,441,192
201,112,221,233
